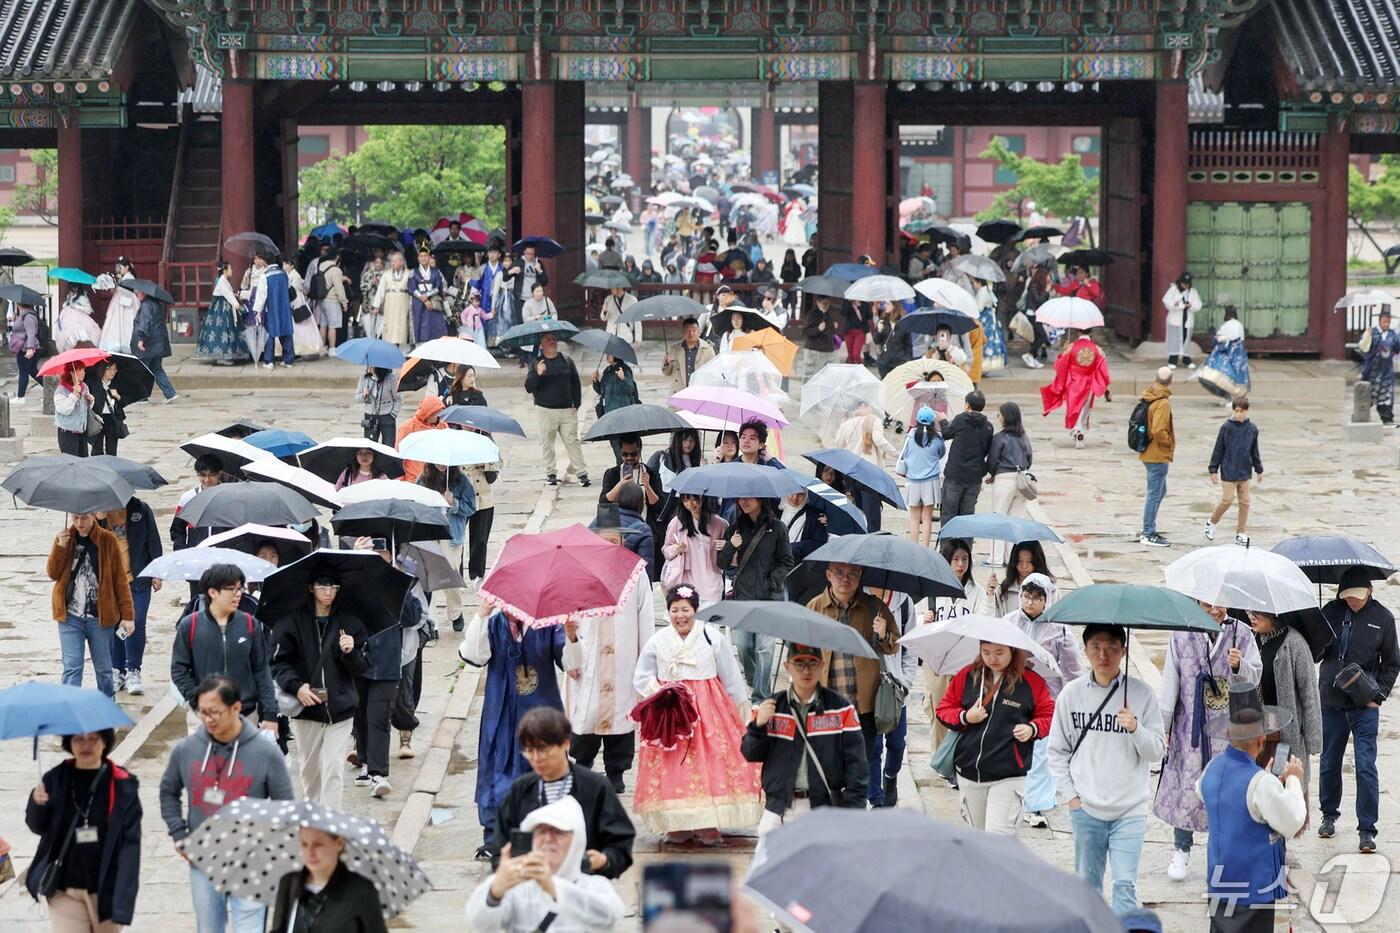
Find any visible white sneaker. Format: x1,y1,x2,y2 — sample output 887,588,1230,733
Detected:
165,394,179,404
1022,810,1048,828
1203,519,1216,541
1167,362,1178,371
1074,431,1085,449
1188,362,1197,370
1234,533,1250,547
354,765,371,787
370,775,392,798
113,670,126,693
125,670,144,695
262,362,274,370
1167,848,1190,881
1022,352,1037,369
9,395,25,406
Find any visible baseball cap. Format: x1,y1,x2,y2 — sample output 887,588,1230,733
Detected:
916,406,935,425
786,643,821,662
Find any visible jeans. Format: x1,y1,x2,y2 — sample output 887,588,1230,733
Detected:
147,357,177,399
362,413,395,446
867,706,907,806
16,349,40,397
59,614,114,697
263,331,294,365
189,863,265,933
1320,705,1380,834
1173,826,1195,852
1070,808,1147,915
111,586,150,673
1141,462,1169,536
733,627,776,702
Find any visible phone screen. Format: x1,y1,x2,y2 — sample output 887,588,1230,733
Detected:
643,862,731,932
1271,742,1290,776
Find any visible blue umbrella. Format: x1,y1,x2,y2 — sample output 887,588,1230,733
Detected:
894,309,979,339
939,513,1064,545
139,546,278,583
49,267,97,286
244,429,317,459
802,448,906,510
670,462,806,500
440,405,526,438
512,236,565,258
825,262,878,282
0,681,133,742
310,222,345,240
779,469,865,535
334,337,406,370
398,429,500,467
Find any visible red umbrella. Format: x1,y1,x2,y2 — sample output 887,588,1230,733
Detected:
38,347,109,377
630,682,700,750
478,523,645,628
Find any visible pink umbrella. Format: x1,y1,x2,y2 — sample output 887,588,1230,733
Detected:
479,524,646,628
668,385,788,429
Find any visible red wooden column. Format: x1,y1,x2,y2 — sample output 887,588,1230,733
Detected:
625,101,648,198
221,80,256,281
851,83,887,264
56,121,83,298
522,80,585,319
751,105,776,183
1150,81,1188,342
1320,120,1351,360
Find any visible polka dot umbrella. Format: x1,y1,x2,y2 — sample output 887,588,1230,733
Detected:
183,797,431,918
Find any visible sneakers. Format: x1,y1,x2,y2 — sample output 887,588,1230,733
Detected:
424,620,439,644
579,473,592,488
9,395,25,406
1023,810,1048,828
546,474,558,486
1167,362,1178,371
165,394,179,404
1167,848,1190,881
398,731,415,759
354,765,371,787
607,772,625,794
1203,519,1216,541
1318,816,1336,838
1074,431,1085,449
125,669,144,695
1140,533,1171,548
1360,832,1377,853
882,774,898,808
451,615,465,633
1022,352,1039,369
113,670,127,693
1234,533,1250,547
262,362,274,370
370,775,392,798
1187,361,1197,370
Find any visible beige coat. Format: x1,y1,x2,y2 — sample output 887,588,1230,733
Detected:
661,339,717,394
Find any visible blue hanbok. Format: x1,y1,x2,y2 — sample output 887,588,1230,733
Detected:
1361,323,1400,422
1198,317,1250,401
478,260,504,343
409,263,448,343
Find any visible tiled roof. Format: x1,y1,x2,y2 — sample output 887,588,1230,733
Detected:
178,62,221,113
1269,0,1400,92
0,0,140,81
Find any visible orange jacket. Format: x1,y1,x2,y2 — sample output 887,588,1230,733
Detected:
396,394,447,483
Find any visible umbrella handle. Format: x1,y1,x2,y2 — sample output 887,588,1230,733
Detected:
768,641,787,698
1122,630,1131,710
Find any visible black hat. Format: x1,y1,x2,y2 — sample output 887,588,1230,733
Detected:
1338,566,1375,598
786,642,822,662
1204,681,1292,741
591,502,621,532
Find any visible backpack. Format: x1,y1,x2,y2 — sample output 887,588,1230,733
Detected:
1127,397,1158,452
308,268,329,301
186,610,256,648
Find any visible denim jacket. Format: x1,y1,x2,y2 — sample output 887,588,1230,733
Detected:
53,384,90,432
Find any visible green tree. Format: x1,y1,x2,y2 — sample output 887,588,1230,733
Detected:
1348,156,1400,261
0,204,14,243
975,137,1099,244
12,149,57,225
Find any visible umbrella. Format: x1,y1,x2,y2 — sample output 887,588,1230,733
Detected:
340,232,397,255
439,405,525,438
843,275,916,304
1271,535,1397,584
257,549,414,632
433,240,487,264
0,681,133,752
617,294,707,323
49,267,97,286
334,337,406,370
697,601,878,660
926,225,967,247
781,470,866,535
669,383,787,428
902,614,1062,677
1333,289,1395,311
179,483,319,529
512,236,565,258
1033,296,1104,330
880,360,975,425
805,533,963,600
799,364,884,432
603,219,632,234
356,221,398,237
297,438,405,483
398,430,500,467
802,448,906,509
180,433,277,475
479,523,646,627
575,269,633,290
330,499,449,545
337,479,447,509
244,429,317,460
975,219,1023,244
199,524,316,565
939,513,1063,545
1164,546,1318,614
745,808,1121,933
824,263,877,282
223,232,279,257
669,462,807,500
731,307,783,334
0,247,34,266
951,254,1005,283
85,455,167,490
241,459,343,511
495,319,580,350
1016,225,1065,242
184,798,429,919
894,309,979,339
733,329,799,376
796,275,849,299
38,347,109,378
2,457,133,514
408,335,499,370
400,540,468,591
782,183,818,199
139,546,278,583
214,422,267,439
0,283,45,306
1058,248,1114,268
1275,607,1337,663
101,352,155,405
1011,243,1061,274
583,404,691,441
123,278,174,304
584,212,606,226
898,195,938,217
630,682,700,750
570,328,638,365
912,277,979,316
309,222,345,240
694,185,721,202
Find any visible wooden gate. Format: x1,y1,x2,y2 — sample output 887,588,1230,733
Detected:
1100,117,1143,341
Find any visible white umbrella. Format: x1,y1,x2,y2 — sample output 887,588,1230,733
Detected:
1033,296,1105,330
398,430,501,467
843,275,916,304
140,547,277,583
799,364,884,433
1164,546,1317,614
179,433,276,470
1333,289,1394,310
241,459,343,510
337,478,448,509
913,277,979,317
901,614,1062,678
409,336,500,369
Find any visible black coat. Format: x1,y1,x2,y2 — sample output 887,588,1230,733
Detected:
267,863,387,933
717,513,794,601
130,296,171,360
741,686,868,813
171,607,279,722
270,608,370,723
489,763,636,879
941,411,995,484
1319,597,1400,710
25,760,142,925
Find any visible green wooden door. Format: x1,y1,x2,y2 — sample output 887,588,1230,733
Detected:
1184,202,1312,338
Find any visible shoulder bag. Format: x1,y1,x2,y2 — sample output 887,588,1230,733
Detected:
274,619,341,717
85,409,104,438
874,670,908,734
1014,437,1038,500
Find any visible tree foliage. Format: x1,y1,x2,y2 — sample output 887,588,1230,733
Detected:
0,204,14,242
298,125,506,232
1348,156,1400,260
12,149,58,225
974,137,1098,241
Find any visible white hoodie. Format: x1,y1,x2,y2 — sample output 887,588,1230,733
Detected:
465,796,624,932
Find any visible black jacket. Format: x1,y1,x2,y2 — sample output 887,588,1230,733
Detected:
985,430,1033,477
741,686,868,813
524,353,582,409
267,863,388,933
1319,597,1400,710
489,763,636,879
270,608,370,723
109,497,160,593
171,607,279,722
718,513,794,601
509,260,549,303
941,411,994,484
130,296,171,360
1209,418,1264,483
25,760,142,925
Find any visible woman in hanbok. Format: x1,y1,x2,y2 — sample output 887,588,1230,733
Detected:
632,586,762,845
196,261,250,364
375,251,413,348
1040,329,1111,448
284,259,324,357
1162,272,1203,369
1196,305,1251,405
973,277,1007,375
98,263,140,353
55,286,102,352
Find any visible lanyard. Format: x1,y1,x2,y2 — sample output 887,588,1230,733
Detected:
200,738,240,789
70,764,108,827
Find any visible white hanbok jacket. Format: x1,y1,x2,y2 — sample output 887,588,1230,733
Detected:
560,563,655,736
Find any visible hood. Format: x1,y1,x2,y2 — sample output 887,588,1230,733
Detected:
1142,383,1172,402
521,794,588,881
962,410,990,427
413,395,446,423
199,717,259,750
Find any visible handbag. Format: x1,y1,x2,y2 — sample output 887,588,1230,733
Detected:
113,411,130,439
1015,467,1039,500
930,731,960,781
275,620,342,717
1333,662,1381,707
659,540,689,592
874,671,908,734
85,410,104,438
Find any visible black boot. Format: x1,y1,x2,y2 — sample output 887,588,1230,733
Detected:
1380,404,1395,425
451,615,465,633
882,774,898,808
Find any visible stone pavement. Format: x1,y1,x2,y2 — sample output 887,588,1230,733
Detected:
0,340,1395,931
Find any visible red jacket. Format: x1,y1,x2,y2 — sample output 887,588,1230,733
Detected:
936,663,1054,783
1054,277,1104,308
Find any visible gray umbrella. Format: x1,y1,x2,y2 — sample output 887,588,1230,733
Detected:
401,541,468,591
12,454,166,492
583,403,692,441
2,457,133,514
697,601,877,659
178,483,318,529
1011,243,1060,275
0,283,46,306
330,498,449,544
617,293,707,323
223,232,279,258
574,270,633,290
184,797,430,919
570,327,638,365
804,533,964,600
797,275,850,299
951,254,1006,283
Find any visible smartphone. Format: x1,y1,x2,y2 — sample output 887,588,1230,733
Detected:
370,537,387,551
509,830,534,857
115,627,129,641
1271,742,1290,776
643,862,731,932
622,463,635,480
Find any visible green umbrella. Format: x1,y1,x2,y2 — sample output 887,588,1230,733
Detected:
495,318,579,350
574,270,633,290
49,267,97,286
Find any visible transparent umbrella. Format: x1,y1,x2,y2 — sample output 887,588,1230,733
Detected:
687,351,789,407
1164,546,1317,614
799,363,884,434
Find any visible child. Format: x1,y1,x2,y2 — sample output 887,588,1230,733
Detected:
1204,397,1263,546
460,287,489,344
896,406,945,547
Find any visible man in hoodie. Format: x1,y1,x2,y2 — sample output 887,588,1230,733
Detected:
526,333,590,487
939,389,994,523
160,674,294,933
1204,396,1263,547
1138,367,1175,548
1047,624,1165,917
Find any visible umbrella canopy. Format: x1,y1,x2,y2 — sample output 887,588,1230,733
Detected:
298,438,405,483
1275,607,1337,662
336,479,447,509
330,498,450,545
733,328,799,376
0,283,45,305
669,384,787,429
334,337,406,370
512,236,565,258
1058,248,1114,268
309,222,345,239
1011,243,1061,274
409,335,499,369
694,185,721,202
0,681,132,741
912,277,978,316
824,263,877,282
356,221,398,237
214,422,267,439
1164,546,1318,614
575,269,633,290
902,614,1062,676
439,405,525,438
583,404,692,441
49,267,97,286
1034,296,1104,330
975,219,1023,244
398,430,500,467
799,364,883,432
781,470,866,536
630,681,700,750
745,808,1121,933
804,533,963,600
179,483,319,529
843,275,916,304
86,455,167,490
479,523,646,627
617,293,707,323
340,232,397,255
38,346,110,378
1016,225,1065,242
199,523,316,565
670,462,807,500
2,457,133,514
184,798,429,919
140,546,278,583
697,601,877,659
1333,288,1394,311
1271,535,1397,584
940,513,1064,544
257,549,414,633
180,433,277,475
224,232,279,258
0,246,34,266
103,352,155,405
244,429,317,460
951,254,1005,283
400,540,468,591
241,459,343,510
895,309,979,339
898,195,938,217
795,274,850,299
495,319,580,350
803,448,906,509
1042,584,1221,633
783,183,818,198
124,278,174,304
433,240,487,264
570,328,638,365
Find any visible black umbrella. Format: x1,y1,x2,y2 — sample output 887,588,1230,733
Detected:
179,483,318,529
599,195,625,207
569,328,637,365
617,294,707,323
796,275,850,299
329,499,449,545
223,232,279,258
1058,248,1113,268
583,404,691,441
86,455,167,490
513,236,566,259
975,218,1023,244
356,222,399,237
257,549,413,634
895,309,978,338
0,247,35,266
1276,607,1336,663
1271,535,1397,585
180,434,275,478
123,278,175,304
2,457,134,513
106,352,155,405
0,284,45,306
696,601,878,659
1015,225,1064,242
297,439,405,483
803,533,964,601
585,212,606,226
400,541,468,592
927,225,967,246
339,233,396,255
214,422,267,439
199,524,316,566
433,240,485,262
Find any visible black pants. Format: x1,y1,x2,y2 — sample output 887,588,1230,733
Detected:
940,478,982,524
353,677,399,777
1029,319,1050,358
392,658,421,732
467,506,495,579
57,429,88,457
570,731,636,778
858,711,880,763
15,350,40,398
89,416,120,456
364,414,396,446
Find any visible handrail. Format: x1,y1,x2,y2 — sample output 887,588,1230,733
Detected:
158,107,193,295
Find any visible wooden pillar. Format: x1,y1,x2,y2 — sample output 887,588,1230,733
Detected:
817,82,854,272
221,80,256,281
1150,81,1188,342
851,83,888,264
1320,120,1351,360
625,103,647,193
751,106,776,183
280,117,299,256
522,81,585,320
56,121,83,303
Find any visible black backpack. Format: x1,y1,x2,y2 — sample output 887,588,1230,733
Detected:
308,267,329,301
1127,397,1157,452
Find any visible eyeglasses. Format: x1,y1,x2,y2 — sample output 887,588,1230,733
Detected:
197,707,231,721
220,584,246,594
828,567,862,581
313,583,341,592
789,659,821,672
